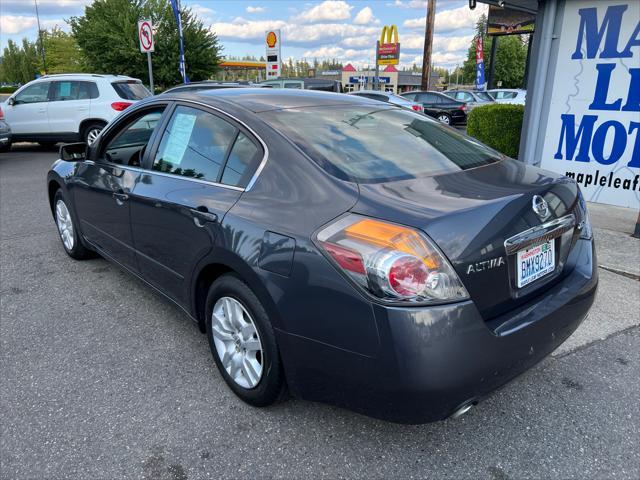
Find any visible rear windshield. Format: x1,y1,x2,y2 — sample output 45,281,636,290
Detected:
261,106,503,183
111,81,151,100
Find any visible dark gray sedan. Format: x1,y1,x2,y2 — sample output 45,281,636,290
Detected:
46,89,597,423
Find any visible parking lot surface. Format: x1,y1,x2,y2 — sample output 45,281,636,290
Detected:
1,144,639,479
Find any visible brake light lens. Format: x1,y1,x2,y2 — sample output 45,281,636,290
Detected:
0,105,4,120
111,101,132,111
411,104,423,112
316,215,469,304
459,103,467,111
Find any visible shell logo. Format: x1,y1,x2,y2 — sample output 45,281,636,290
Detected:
266,31,277,48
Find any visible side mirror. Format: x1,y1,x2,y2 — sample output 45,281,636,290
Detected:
59,142,88,161
7,98,15,106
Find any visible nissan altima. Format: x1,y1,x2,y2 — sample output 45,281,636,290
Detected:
47,89,597,423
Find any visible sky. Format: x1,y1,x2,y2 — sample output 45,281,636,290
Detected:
0,0,486,70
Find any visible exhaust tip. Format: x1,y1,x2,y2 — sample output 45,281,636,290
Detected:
451,401,477,419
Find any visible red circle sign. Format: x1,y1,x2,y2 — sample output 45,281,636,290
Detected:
139,21,153,51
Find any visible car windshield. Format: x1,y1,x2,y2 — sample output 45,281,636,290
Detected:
260,106,502,183
476,91,494,102
112,81,151,100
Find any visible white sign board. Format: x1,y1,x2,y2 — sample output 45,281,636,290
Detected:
265,30,281,79
138,20,154,53
538,0,639,208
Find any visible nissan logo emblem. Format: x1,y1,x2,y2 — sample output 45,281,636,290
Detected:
532,195,550,220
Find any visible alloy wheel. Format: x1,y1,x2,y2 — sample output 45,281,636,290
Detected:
211,296,263,389
55,199,75,251
437,114,451,125
86,128,102,145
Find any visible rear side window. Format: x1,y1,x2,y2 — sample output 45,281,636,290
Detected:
221,132,262,188
51,81,99,101
260,106,502,183
152,105,237,182
476,92,494,101
112,81,151,100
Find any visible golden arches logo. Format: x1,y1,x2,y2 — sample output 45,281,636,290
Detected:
379,25,399,45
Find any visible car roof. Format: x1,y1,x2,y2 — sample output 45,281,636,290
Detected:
37,73,139,81
162,88,377,113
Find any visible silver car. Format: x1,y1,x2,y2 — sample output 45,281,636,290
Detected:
444,89,495,110
348,90,424,113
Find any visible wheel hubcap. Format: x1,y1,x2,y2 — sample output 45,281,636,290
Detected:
55,199,74,251
211,297,263,389
87,128,101,145
438,115,450,124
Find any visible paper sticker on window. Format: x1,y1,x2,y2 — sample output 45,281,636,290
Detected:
162,113,197,167
59,82,72,98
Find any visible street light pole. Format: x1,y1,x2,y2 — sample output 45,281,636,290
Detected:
34,0,47,75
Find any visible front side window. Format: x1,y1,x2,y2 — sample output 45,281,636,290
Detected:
14,82,50,104
261,106,503,183
152,106,237,182
102,107,165,166
51,81,99,101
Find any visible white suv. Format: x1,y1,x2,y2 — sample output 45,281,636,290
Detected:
1,74,151,147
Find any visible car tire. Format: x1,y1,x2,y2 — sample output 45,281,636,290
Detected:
82,122,106,145
205,273,287,407
0,141,11,153
437,113,452,125
53,189,94,260
38,141,57,149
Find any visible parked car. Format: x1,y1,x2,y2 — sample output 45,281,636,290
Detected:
163,82,269,94
488,88,527,105
2,74,151,146
401,90,467,125
0,117,12,152
349,90,424,113
260,77,343,92
444,89,495,110
47,89,596,424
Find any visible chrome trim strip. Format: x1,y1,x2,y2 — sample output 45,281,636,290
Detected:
504,214,576,255
173,98,270,192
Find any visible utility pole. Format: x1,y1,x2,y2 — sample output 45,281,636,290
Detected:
421,0,436,90
34,0,47,75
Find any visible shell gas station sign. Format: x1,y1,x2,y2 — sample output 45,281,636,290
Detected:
265,30,281,78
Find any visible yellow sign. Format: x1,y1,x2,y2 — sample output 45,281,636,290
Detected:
377,25,400,66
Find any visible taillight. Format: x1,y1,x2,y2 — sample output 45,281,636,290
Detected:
411,104,423,112
459,103,466,111
316,215,469,304
111,102,132,111
0,106,4,120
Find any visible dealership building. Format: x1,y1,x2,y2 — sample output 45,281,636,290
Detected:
485,0,639,210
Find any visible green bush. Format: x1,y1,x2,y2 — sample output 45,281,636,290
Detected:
467,103,525,158
0,86,18,94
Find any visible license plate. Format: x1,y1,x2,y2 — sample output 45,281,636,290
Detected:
516,240,555,288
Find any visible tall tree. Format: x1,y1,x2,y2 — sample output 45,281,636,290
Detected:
41,27,87,74
69,0,221,87
0,39,39,84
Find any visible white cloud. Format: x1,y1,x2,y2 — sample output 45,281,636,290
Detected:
353,6,376,25
385,0,425,8
0,15,37,35
40,18,70,31
404,4,486,32
295,1,353,23
401,34,473,52
246,6,266,14
190,4,216,23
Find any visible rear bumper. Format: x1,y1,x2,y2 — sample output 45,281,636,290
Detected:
277,238,597,423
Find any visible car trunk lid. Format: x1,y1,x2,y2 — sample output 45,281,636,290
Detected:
351,159,582,320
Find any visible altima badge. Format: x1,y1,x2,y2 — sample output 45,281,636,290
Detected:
466,256,505,275
532,195,551,220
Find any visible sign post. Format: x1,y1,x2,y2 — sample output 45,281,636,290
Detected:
265,30,281,79
138,20,154,93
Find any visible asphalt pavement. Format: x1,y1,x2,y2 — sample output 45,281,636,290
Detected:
1,144,639,479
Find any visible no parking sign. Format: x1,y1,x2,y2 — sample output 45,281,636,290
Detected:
138,20,154,53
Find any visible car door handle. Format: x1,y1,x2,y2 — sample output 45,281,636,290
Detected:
112,192,129,205
190,207,218,227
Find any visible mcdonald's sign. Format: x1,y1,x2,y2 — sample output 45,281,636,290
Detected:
377,25,400,66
